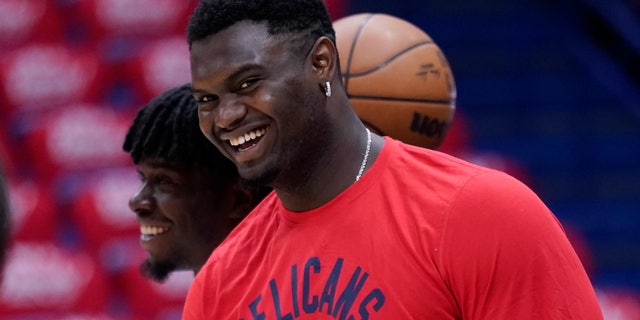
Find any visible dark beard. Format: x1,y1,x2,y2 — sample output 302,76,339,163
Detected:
250,120,330,191
240,87,332,191
241,164,279,188
139,258,177,282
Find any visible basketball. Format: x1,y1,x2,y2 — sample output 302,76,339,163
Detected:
334,13,456,149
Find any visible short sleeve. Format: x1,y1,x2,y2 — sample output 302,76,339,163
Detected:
182,273,205,320
439,171,602,319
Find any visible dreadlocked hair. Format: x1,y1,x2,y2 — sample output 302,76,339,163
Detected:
123,83,237,180
187,0,336,54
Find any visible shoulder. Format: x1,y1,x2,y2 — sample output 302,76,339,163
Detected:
379,138,501,202
448,168,547,223
200,190,280,270
435,169,601,318
439,166,556,254
384,137,489,178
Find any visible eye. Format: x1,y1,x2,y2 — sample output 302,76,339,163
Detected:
155,175,175,186
152,175,180,194
196,94,217,104
239,78,259,90
195,94,219,115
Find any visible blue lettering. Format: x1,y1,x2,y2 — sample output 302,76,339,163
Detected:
269,279,293,320
319,258,343,315
358,289,385,319
333,266,368,320
247,258,385,320
291,264,300,317
249,295,266,320
303,257,320,313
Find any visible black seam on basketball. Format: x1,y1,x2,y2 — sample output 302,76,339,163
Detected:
344,14,374,92
343,41,434,77
348,94,451,104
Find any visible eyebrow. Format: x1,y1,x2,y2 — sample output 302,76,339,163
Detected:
193,63,266,95
142,158,177,169
191,88,209,96
226,63,266,86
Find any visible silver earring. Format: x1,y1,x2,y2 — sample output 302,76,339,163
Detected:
324,81,332,97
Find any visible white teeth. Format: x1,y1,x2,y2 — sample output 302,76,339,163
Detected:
228,128,267,147
140,225,170,236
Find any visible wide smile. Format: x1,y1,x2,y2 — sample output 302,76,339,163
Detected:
226,126,268,152
140,224,171,241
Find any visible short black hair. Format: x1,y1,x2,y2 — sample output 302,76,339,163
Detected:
123,83,237,179
187,0,336,48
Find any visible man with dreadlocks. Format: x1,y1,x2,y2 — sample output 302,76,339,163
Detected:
123,83,269,281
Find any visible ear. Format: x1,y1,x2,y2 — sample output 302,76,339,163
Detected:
310,36,338,83
225,180,255,220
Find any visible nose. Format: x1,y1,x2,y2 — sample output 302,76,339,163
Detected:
215,95,247,130
129,183,154,217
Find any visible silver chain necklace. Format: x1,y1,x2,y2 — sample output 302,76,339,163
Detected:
355,128,372,182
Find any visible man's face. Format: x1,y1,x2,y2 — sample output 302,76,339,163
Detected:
129,158,236,281
190,21,330,186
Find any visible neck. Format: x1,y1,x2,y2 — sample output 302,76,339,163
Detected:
193,264,203,276
275,121,383,212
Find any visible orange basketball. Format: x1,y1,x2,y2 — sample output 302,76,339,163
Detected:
334,13,456,149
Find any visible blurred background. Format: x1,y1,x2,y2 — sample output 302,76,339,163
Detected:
0,0,638,319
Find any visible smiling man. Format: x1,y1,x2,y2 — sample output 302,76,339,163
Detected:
185,1,601,319
123,84,268,281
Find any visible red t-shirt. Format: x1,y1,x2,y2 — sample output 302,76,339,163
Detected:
183,138,602,319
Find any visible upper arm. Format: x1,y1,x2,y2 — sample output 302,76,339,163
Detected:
439,171,602,319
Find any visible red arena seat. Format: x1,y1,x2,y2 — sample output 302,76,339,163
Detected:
123,36,192,104
6,178,58,243
0,242,110,316
20,104,132,182
326,0,349,20
74,0,196,40
68,167,141,258
0,44,107,117
597,288,640,320
0,0,63,48
121,259,194,320
0,131,17,176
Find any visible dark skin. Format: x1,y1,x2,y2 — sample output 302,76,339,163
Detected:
191,21,385,212
129,157,252,280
